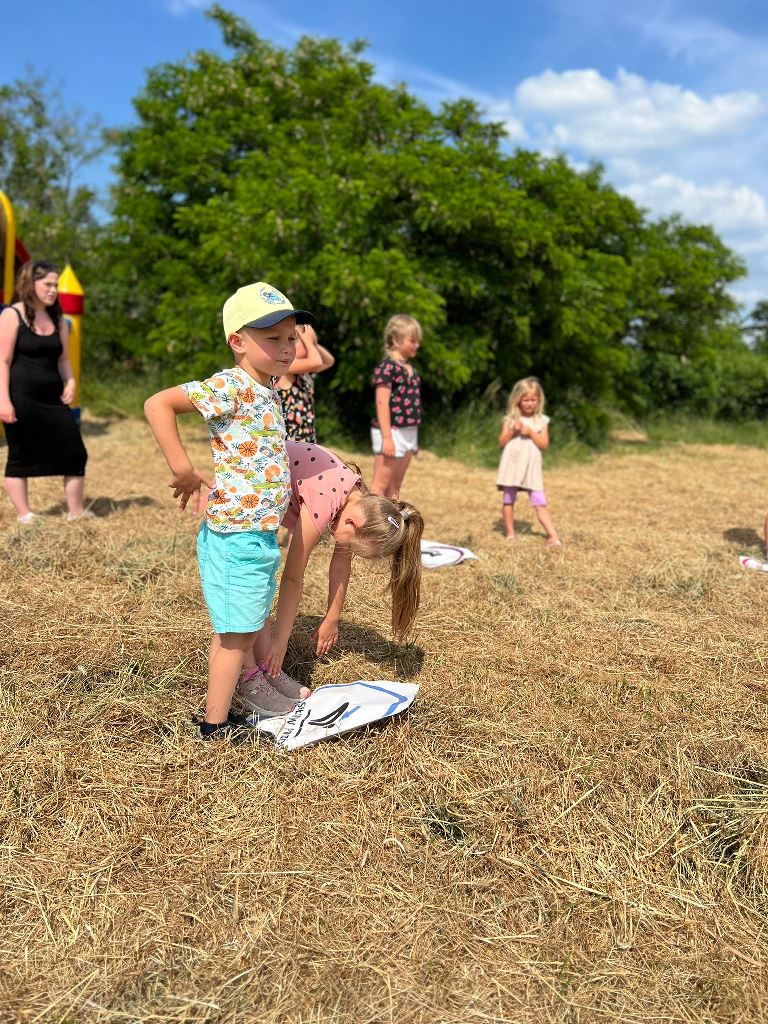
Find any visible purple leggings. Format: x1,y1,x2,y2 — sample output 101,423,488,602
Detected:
501,486,547,507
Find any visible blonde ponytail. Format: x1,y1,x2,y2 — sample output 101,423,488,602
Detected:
388,501,424,640
349,494,424,640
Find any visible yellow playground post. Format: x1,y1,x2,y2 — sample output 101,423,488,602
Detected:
58,264,84,421
0,190,16,305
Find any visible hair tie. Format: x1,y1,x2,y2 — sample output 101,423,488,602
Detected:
400,509,409,522
387,515,402,530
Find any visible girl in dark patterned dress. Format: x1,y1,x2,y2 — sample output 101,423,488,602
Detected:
275,323,334,443
370,315,422,500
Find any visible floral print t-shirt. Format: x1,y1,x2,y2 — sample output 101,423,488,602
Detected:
371,358,421,428
181,366,289,533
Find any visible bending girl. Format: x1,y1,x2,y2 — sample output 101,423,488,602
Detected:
236,439,424,711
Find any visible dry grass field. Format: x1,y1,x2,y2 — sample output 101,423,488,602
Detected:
1,416,768,1024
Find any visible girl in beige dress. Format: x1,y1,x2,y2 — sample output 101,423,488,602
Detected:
496,377,561,546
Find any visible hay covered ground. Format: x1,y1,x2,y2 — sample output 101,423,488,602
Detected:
1,416,767,1024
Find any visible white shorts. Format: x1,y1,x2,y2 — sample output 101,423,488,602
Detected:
371,425,419,458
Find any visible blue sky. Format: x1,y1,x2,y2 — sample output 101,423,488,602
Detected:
4,0,768,308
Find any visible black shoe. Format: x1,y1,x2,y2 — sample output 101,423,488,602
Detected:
197,712,251,741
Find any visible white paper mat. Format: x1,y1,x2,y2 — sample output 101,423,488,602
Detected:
739,555,768,572
247,680,419,751
420,539,478,568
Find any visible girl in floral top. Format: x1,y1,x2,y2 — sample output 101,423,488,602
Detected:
275,323,334,443
370,314,422,500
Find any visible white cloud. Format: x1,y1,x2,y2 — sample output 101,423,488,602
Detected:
624,174,768,248
167,0,206,13
629,10,753,65
517,68,615,112
619,174,768,306
503,64,768,301
515,68,763,156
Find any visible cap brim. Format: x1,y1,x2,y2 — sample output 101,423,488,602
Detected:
244,309,316,329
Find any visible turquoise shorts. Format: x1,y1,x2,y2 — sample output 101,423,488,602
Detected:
197,523,281,635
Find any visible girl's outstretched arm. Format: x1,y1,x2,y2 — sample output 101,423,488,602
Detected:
317,343,335,370
375,385,395,457
287,324,324,373
264,503,320,675
312,544,353,655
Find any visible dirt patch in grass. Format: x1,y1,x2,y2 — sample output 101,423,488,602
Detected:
1,419,767,1023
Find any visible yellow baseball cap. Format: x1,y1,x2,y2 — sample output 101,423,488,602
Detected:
222,281,315,337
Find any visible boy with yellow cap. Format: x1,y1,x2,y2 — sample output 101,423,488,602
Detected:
145,282,315,739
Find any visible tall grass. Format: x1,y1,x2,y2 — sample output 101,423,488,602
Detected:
4,421,768,1023
644,415,768,448
82,371,768,465
82,368,177,419
420,400,597,469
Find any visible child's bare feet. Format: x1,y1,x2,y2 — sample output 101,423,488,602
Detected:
505,533,516,542
545,538,562,548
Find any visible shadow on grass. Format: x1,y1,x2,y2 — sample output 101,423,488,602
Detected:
290,614,424,684
42,495,160,517
493,517,534,537
723,527,763,549
79,420,114,438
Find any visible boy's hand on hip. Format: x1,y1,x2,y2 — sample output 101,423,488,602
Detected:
169,467,212,512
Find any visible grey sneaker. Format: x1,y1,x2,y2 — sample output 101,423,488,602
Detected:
236,668,297,717
264,667,311,702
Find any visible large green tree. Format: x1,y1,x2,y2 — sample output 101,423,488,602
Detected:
0,75,105,270
100,5,754,433
746,300,768,354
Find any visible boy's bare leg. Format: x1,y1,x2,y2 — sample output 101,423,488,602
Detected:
208,633,221,678
206,631,253,722
535,506,561,546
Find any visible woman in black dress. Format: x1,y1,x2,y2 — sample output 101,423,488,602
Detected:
0,260,90,523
